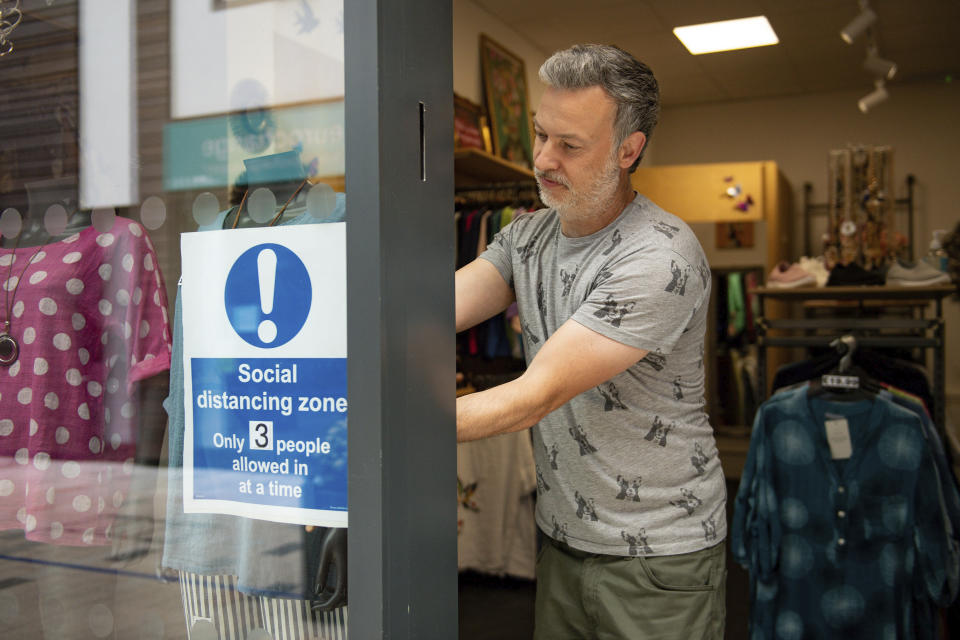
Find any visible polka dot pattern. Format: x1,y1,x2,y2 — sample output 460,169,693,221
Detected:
779,534,814,579
820,585,865,629
45,205,69,241
780,497,808,530
0,217,171,546
733,388,944,639
775,610,803,640
771,420,816,465
66,278,84,295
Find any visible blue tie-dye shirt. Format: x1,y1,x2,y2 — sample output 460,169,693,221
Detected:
732,384,959,639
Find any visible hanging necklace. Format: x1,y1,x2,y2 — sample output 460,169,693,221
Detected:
1,238,45,366
230,177,310,229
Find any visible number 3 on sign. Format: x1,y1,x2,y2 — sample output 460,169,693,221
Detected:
249,421,274,451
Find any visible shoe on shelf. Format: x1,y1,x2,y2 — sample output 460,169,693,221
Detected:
826,262,885,286
767,261,816,288
797,256,830,287
885,259,951,286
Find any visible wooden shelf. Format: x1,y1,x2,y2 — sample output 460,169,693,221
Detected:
454,148,535,187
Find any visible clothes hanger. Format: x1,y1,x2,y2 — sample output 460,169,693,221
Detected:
808,335,880,401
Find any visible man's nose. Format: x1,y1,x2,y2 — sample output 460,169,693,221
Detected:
534,141,559,172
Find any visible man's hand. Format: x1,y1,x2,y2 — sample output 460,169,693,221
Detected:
457,318,647,442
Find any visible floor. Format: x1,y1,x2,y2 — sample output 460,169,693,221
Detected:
0,465,185,639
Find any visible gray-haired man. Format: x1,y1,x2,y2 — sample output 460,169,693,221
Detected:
456,44,726,638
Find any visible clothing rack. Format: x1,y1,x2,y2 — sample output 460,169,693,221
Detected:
754,284,953,432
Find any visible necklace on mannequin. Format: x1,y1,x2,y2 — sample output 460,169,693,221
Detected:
0,237,44,366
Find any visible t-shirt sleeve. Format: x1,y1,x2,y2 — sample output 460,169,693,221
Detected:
477,217,518,289
111,221,173,389
572,245,706,354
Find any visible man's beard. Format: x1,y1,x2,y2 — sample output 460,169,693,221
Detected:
536,152,621,222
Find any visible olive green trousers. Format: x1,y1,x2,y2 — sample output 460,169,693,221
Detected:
534,535,726,640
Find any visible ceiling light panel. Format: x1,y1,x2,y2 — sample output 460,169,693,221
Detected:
673,16,779,55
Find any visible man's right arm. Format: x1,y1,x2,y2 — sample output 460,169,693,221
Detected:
455,258,515,333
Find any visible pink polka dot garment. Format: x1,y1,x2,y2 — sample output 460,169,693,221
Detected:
0,218,172,545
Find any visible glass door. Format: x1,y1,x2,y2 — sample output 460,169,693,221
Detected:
0,0,455,637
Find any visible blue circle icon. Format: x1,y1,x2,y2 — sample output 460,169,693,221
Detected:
224,243,312,348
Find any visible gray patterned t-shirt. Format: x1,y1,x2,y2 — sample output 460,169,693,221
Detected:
479,193,726,557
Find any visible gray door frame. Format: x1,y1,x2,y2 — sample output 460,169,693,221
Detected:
345,1,457,637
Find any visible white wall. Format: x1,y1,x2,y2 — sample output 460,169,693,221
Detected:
452,0,549,113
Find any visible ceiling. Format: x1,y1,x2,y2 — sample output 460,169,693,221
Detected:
471,0,960,106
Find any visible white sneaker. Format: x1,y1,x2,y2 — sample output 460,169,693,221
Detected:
798,256,830,287
885,260,951,286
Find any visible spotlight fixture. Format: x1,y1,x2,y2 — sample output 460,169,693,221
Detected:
858,80,888,113
864,48,897,80
841,5,877,44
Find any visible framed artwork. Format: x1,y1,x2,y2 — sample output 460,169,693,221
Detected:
715,222,755,249
453,94,488,152
479,34,534,169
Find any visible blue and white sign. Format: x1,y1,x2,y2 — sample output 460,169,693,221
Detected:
224,243,312,348
181,224,347,527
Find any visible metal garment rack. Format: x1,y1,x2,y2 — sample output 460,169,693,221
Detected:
754,284,954,431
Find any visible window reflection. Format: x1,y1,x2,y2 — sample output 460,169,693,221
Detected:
1,1,348,637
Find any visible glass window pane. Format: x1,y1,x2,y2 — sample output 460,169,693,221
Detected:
0,1,349,637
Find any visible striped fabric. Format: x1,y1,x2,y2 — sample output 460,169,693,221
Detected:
179,571,348,640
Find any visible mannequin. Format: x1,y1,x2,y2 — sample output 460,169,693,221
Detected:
0,177,172,638
163,150,347,639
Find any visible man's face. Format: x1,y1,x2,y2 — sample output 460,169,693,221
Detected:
533,86,623,219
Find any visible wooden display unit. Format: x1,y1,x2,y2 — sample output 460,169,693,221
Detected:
454,147,535,187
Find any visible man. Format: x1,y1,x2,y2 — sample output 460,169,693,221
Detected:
456,44,726,639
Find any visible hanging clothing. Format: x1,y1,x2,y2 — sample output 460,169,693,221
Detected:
455,204,531,362
772,350,936,417
732,383,960,639
0,218,172,546
178,571,348,640
457,430,537,579
726,272,746,338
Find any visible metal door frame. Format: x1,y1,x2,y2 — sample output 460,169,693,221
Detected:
345,1,457,637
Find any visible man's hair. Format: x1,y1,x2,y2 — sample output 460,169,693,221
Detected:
539,44,660,172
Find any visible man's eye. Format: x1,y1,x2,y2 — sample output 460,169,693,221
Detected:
562,142,578,150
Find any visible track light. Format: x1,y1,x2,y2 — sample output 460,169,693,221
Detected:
858,80,888,113
841,6,877,44
864,49,897,80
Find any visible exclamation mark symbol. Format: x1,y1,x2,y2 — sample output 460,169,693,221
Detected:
257,248,278,344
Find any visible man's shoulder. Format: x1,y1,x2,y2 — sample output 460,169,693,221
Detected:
620,195,707,263
626,194,694,237
502,206,558,242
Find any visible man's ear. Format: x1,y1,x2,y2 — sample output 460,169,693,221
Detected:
618,131,647,170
